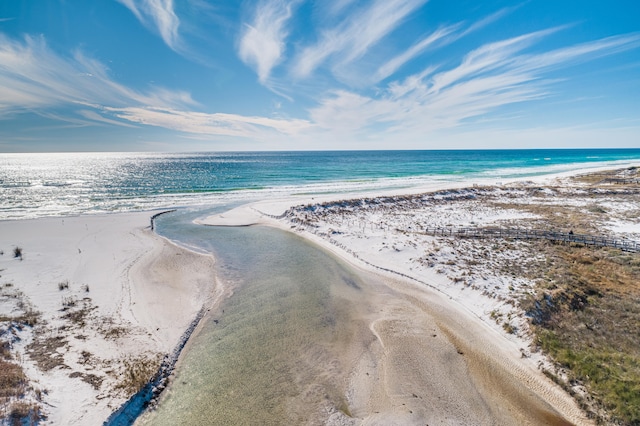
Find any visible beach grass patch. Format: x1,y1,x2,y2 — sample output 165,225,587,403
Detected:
0,359,27,398
115,354,162,395
525,243,640,424
537,330,640,424
7,401,42,424
26,335,69,372
1,316,45,423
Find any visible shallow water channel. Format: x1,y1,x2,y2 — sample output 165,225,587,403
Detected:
139,208,372,424
134,208,578,426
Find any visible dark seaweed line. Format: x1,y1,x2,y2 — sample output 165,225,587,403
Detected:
103,305,206,426
150,210,176,230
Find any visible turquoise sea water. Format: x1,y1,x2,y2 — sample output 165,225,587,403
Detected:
2,149,640,219
4,149,638,423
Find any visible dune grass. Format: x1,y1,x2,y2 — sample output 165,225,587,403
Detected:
436,170,640,424
1,317,44,423
516,213,640,424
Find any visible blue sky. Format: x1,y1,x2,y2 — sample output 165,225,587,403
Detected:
1,0,639,152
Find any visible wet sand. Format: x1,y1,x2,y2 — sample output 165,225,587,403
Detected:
141,220,588,425
353,274,580,425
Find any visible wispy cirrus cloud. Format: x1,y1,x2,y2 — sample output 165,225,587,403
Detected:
0,34,194,112
117,0,180,50
374,25,458,83
426,27,563,94
0,33,312,138
325,0,358,17
514,33,640,73
373,6,522,84
459,5,521,38
292,0,428,79
309,30,640,138
238,0,298,84
105,106,311,138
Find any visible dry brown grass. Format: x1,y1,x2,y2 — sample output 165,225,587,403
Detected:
523,245,640,424
26,335,69,372
570,166,639,186
0,359,27,399
115,354,162,395
1,311,44,424
498,174,640,425
61,298,96,328
68,371,103,390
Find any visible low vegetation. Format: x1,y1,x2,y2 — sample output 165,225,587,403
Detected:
506,173,640,425
115,354,162,395
1,308,44,424
521,244,640,425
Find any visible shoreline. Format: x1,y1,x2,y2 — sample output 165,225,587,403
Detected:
0,212,218,425
1,161,638,424
197,216,590,424
103,305,206,426
198,164,640,424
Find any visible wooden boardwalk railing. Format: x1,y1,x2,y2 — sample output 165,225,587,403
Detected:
419,227,640,253
600,177,640,185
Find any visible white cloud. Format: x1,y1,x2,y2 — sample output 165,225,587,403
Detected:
106,106,312,137
326,0,358,16
78,110,139,127
308,30,640,139
460,5,520,37
238,0,297,84
309,90,397,133
117,0,180,50
0,34,194,112
427,27,561,95
292,0,428,78
374,25,458,82
2,0,640,150
372,6,521,84
0,33,311,139
513,33,640,73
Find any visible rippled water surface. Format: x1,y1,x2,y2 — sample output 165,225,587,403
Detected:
3,149,640,219
140,212,371,424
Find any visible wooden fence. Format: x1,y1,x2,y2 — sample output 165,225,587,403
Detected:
600,177,640,185
418,227,640,253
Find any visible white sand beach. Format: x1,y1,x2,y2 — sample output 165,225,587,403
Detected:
2,164,639,424
199,165,640,425
0,212,217,424
200,180,595,425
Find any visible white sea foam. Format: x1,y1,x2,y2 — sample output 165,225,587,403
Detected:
2,152,640,220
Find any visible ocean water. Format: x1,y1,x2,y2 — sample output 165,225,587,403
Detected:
2,149,640,220
4,149,638,423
